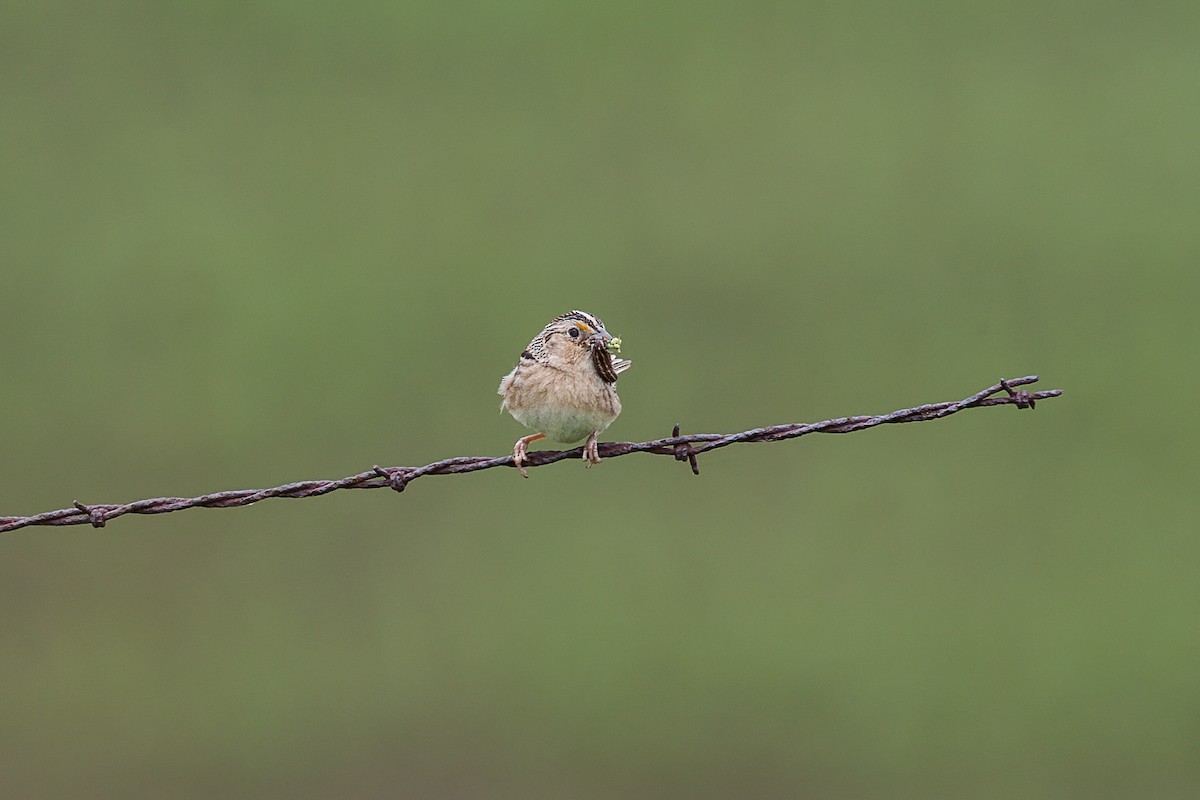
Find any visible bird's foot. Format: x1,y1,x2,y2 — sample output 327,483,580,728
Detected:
583,431,602,468
513,433,546,478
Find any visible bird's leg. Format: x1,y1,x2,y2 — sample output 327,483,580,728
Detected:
583,430,603,467
513,432,546,478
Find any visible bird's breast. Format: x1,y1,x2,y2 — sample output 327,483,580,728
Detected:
500,363,621,442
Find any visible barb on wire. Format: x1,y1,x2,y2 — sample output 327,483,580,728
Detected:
1,376,1062,534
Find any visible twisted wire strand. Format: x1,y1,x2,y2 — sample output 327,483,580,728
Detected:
1,376,1061,533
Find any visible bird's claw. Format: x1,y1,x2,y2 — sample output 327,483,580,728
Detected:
583,431,602,468
513,441,530,478
512,432,546,478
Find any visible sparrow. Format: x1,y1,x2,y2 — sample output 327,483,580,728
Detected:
498,310,631,477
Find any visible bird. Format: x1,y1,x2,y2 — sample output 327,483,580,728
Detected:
498,310,631,478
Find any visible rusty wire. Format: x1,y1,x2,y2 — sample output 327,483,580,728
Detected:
1,376,1061,533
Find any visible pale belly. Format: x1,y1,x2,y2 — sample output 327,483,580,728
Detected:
510,404,615,443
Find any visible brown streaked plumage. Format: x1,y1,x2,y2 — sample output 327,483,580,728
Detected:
498,310,631,477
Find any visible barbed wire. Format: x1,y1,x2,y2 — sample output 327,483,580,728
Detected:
1,376,1061,533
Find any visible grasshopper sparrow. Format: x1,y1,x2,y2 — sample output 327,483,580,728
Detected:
498,310,631,477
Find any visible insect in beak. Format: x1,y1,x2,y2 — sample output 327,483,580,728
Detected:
589,331,621,383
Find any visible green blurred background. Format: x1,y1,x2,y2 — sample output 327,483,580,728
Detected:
2,2,1196,797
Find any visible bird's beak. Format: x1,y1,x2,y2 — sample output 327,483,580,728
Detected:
588,328,621,354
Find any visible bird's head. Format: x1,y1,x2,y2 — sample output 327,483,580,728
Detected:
525,310,624,381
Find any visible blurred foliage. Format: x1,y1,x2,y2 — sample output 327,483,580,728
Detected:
2,1,1197,797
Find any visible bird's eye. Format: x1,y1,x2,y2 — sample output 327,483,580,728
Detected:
568,328,581,338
